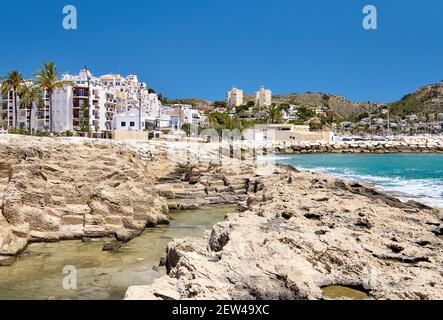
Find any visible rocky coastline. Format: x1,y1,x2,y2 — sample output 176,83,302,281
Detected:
125,137,443,300
0,136,257,266
1,135,442,300
126,165,443,300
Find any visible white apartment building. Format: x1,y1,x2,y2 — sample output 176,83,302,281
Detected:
0,82,52,132
226,87,244,108
0,69,162,138
100,74,161,116
255,86,272,107
0,92,12,130
60,69,161,137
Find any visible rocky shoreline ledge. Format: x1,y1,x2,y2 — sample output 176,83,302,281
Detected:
126,165,443,300
0,135,442,300
124,137,443,300
0,136,251,266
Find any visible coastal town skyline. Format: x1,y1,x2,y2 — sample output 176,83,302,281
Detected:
2,63,442,139
1,0,443,103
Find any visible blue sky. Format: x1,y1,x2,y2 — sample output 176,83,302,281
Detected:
1,0,442,102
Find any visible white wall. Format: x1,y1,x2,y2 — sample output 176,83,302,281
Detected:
52,87,74,132
114,113,143,131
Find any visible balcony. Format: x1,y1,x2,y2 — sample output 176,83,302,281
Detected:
73,89,89,98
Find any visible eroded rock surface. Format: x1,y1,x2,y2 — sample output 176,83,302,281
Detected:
0,137,170,256
126,167,443,300
0,137,257,260
1,136,442,300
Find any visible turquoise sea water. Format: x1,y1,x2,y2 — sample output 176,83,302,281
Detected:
276,154,443,208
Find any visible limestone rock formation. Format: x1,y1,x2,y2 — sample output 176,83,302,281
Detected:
126,168,443,300
0,136,169,257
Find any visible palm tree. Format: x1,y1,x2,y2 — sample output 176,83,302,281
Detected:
206,112,218,127
1,71,25,129
266,104,283,124
35,62,73,133
78,103,90,134
20,84,44,133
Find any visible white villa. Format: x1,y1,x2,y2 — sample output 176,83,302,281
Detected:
282,106,299,121
164,104,206,131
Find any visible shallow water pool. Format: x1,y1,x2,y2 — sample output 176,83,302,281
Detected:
0,206,233,300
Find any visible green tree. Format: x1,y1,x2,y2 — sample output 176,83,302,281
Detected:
213,101,227,108
205,111,252,133
309,119,322,130
252,105,264,115
320,116,327,127
181,123,192,137
278,103,290,111
1,71,25,129
322,94,330,107
235,105,249,115
158,93,167,104
78,103,90,134
297,106,316,121
266,104,283,124
357,112,369,121
35,62,73,133
206,112,219,126
20,84,44,132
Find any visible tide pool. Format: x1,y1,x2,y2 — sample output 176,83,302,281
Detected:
276,153,443,208
0,206,233,300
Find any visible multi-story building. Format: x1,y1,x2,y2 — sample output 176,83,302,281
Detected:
226,87,243,108
255,86,272,108
0,91,14,130
0,80,52,132
0,69,161,138
58,69,161,138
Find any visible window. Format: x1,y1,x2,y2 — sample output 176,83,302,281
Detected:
130,122,135,127
121,122,126,127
